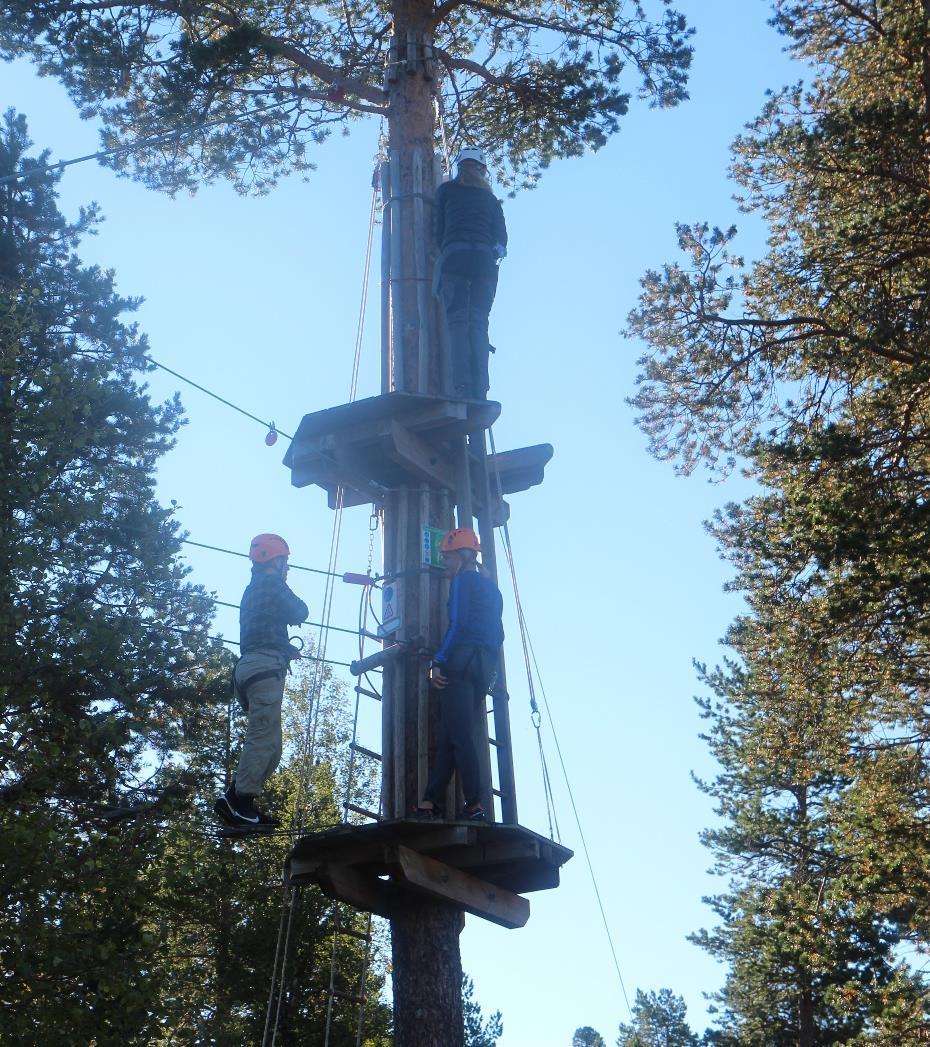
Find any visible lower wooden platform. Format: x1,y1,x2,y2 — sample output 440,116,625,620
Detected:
285,819,572,929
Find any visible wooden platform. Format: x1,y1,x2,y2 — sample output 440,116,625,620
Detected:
284,392,500,507
283,392,552,510
285,818,573,929
486,443,553,496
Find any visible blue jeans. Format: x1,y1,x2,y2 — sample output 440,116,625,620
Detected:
439,252,498,399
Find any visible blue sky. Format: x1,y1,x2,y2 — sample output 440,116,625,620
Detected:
2,3,802,1042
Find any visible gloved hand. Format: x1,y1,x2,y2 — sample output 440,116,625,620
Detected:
494,242,507,260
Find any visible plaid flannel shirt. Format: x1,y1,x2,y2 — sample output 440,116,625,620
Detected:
239,570,309,658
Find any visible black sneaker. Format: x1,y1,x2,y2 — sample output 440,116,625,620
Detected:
214,787,280,829
462,803,486,822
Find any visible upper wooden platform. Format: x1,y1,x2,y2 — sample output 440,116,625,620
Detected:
283,392,499,507
285,818,573,929
283,392,552,510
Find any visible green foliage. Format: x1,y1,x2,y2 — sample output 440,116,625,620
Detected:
627,2,930,1042
0,109,216,1041
573,1025,607,1047
147,658,392,1044
0,0,692,193
464,972,503,1046
0,114,391,1043
615,989,698,1046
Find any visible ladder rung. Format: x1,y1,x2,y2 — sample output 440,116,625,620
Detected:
488,736,499,747
355,685,382,701
334,925,372,943
492,788,503,797
350,741,382,762
344,802,381,821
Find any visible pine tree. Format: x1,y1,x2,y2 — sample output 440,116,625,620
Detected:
463,973,503,1047
573,1027,607,1047
615,989,698,1046
626,2,930,1042
147,655,392,1045
0,111,392,1045
0,0,692,193
0,108,217,1042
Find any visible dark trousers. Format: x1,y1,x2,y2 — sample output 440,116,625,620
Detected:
424,645,497,809
439,251,498,399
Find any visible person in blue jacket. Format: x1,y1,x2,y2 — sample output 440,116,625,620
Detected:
416,527,503,822
433,147,507,400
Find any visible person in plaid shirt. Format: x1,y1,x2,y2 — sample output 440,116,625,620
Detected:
214,533,308,829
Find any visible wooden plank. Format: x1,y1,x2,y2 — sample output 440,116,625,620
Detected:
316,862,400,920
386,844,530,929
284,392,500,454
485,443,553,495
439,838,540,871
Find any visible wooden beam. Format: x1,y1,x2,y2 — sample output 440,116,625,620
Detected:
315,862,401,921
384,419,456,489
386,844,530,929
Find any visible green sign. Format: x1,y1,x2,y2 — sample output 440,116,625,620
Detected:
422,526,446,568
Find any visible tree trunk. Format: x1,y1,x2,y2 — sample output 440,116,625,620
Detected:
391,903,464,1047
384,1,464,1043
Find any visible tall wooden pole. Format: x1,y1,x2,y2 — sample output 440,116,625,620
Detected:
383,3,465,1042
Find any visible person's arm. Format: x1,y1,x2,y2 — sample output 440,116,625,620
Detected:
493,198,507,257
275,578,309,625
432,572,472,665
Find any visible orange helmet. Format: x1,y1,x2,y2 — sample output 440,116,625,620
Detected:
249,533,290,563
440,527,481,554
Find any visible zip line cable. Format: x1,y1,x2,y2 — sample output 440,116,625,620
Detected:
0,98,293,188
181,539,340,579
487,426,634,1022
147,356,293,440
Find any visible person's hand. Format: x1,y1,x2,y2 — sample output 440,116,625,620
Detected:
430,664,448,689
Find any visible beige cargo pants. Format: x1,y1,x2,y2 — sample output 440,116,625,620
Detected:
233,649,287,797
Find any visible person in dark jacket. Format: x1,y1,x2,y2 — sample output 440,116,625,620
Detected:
416,527,504,822
214,533,308,829
434,147,507,400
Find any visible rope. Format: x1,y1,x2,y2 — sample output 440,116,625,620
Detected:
181,539,340,579
147,357,292,440
211,597,359,638
324,512,381,1047
0,98,292,188
264,175,379,1047
435,95,453,175
487,426,633,1021
485,427,559,841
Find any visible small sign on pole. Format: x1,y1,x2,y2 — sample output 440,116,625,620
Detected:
379,580,403,638
422,526,446,568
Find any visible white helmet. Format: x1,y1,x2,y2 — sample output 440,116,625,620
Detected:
455,147,487,170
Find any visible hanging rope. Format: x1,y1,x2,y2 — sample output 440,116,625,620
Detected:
263,174,380,1047
435,95,453,175
485,427,560,841
486,426,634,1021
